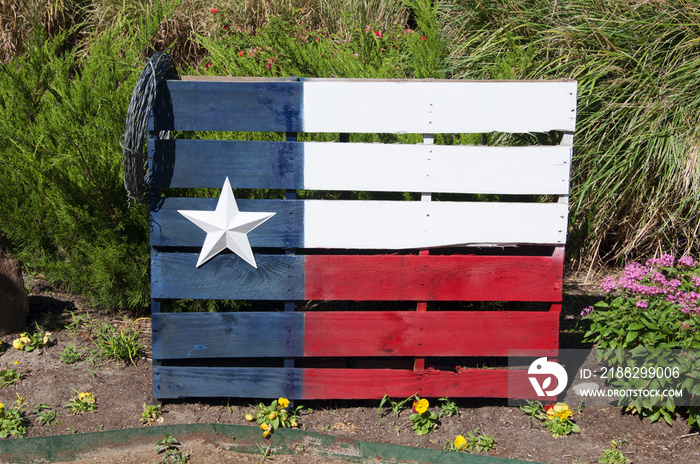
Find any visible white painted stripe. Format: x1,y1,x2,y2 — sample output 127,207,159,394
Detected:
302,201,568,249
302,80,577,133
302,143,570,194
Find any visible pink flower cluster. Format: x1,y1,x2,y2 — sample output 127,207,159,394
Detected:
600,255,700,314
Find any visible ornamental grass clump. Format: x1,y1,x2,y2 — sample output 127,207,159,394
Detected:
582,254,700,426
246,398,302,437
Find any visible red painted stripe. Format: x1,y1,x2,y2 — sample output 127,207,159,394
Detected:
304,255,563,301
302,368,537,399
303,311,559,357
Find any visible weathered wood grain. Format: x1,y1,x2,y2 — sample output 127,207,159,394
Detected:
148,139,570,194
150,79,303,132
302,79,577,133
152,310,559,359
150,198,568,248
151,253,563,301
153,366,538,399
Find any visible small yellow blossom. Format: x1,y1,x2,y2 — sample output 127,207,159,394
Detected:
0,403,3,410
42,333,51,345
290,420,298,427
268,411,278,420
13,361,19,365
413,398,429,414
546,402,573,421
263,429,272,437
454,435,467,450
19,335,31,344
278,397,290,408
260,423,268,431
12,339,24,350
245,413,254,421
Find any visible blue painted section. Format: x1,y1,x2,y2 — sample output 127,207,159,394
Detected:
149,140,303,189
150,198,303,249
150,79,303,132
154,367,303,399
151,252,306,300
153,312,305,359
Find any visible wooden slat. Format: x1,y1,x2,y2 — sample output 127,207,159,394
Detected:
152,311,559,360
151,254,563,301
150,79,303,132
153,366,539,400
302,79,577,133
148,139,302,189
148,139,570,195
304,143,570,195
154,366,302,399
150,78,576,134
151,199,568,248
303,200,568,248
150,199,301,248
304,255,563,301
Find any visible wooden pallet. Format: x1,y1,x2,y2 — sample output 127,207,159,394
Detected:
149,77,577,400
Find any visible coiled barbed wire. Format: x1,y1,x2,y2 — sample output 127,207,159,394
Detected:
121,49,174,205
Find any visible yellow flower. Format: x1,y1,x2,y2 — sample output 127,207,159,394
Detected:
413,398,429,414
0,402,4,410
260,423,268,431
454,435,467,450
13,361,19,365
278,397,290,408
245,413,254,421
263,429,271,437
546,402,573,421
290,420,298,427
12,339,24,350
19,335,31,344
42,333,51,345
268,411,278,420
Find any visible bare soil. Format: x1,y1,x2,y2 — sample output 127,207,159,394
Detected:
1,273,699,463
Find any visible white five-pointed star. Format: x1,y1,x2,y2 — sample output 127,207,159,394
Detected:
178,177,275,268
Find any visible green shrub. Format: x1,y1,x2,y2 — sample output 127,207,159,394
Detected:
0,19,167,312
582,254,700,426
197,1,445,79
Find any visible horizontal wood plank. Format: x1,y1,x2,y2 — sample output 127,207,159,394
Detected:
151,199,568,248
153,366,538,399
302,79,577,133
153,312,304,359
148,139,570,195
150,78,576,134
303,311,559,357
152,311,558,359
303,200,568,248
150,199,302,248
154,366,302,399
304,143,570,195
151,79,303,132
151,254,563,301
151,253,305,300
149,139,302,189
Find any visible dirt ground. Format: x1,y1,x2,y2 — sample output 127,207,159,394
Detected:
1,273,699,464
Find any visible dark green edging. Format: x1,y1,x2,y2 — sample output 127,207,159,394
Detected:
0,423,542,464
